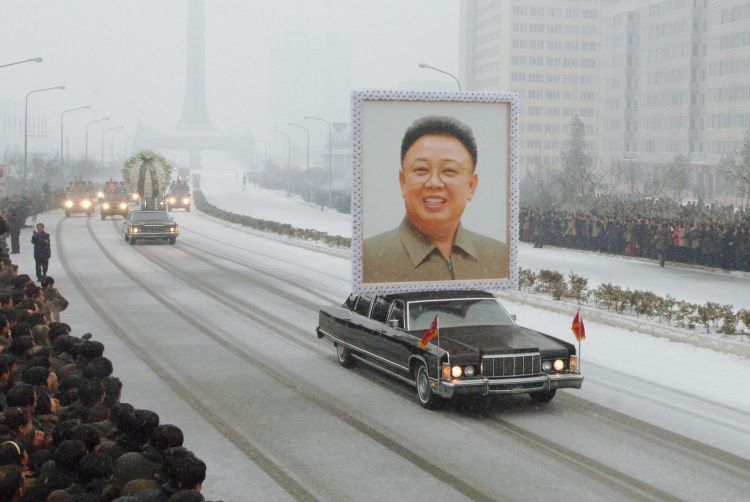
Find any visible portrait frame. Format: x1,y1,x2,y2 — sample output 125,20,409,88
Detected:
351,89,519,295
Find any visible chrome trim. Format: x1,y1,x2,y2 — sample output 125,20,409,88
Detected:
351,353,414,386
323,332,409,373
483,352,541,378
435,373,583,396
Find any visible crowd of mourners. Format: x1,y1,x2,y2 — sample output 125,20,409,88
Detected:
0,209,213,500
520,197,750,271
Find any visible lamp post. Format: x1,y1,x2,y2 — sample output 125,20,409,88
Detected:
101,126,124,169
288,122,310,200
24,85,66,183
60,105,90,167
85,117,109,168
418,62,462,91
0,57,43,69
273,129,292,196
304,115,333,209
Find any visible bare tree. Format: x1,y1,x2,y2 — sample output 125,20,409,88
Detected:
664,154,690,201
622,159,668,199
521,163,562,208
720,129,750,207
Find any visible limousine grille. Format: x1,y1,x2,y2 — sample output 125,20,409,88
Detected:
143,224,166,233
482,353,541,378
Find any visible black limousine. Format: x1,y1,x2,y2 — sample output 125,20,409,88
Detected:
317,290,583,409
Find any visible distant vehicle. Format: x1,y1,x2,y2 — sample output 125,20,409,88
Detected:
317,290,582,409
165,178,191,211
122,210,179,245
166,193,190,211
99,192,130,220
63,191,94,217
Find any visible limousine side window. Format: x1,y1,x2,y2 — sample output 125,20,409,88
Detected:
353,296,373,317
371,297,390,323
387,300,405,329
344,294,357,310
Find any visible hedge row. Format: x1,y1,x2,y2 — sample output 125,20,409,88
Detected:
193,190,351,249
519,268,750,337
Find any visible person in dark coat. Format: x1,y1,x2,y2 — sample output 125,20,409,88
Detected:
31,223,51,282
6,208,23,255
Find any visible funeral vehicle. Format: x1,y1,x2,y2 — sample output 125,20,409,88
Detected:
165,191,191,212
165,178,191,211
122,210,179,245
99,192,130,220
63,191,95,217
317,290,582,409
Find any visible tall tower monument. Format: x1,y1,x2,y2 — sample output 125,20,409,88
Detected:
177,0,212,131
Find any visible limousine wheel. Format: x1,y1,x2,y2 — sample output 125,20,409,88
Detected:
529,388,556,403
336,344,355,368
415,363,440,410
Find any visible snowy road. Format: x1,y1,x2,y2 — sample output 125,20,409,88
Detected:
17,206,749,501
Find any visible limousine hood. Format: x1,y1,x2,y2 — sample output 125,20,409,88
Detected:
432,325,573,357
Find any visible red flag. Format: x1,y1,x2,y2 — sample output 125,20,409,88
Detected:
419,315,439,349
572,310,586,341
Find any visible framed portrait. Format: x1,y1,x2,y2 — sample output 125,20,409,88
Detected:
351,90,519,295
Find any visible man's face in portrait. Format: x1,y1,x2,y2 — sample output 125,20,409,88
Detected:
399,134,478,239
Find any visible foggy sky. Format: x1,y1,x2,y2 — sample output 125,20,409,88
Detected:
1,0,460,158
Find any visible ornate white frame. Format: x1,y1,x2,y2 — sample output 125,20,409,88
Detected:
351,89,519,295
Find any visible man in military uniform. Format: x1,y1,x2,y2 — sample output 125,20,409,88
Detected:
363,115,507,283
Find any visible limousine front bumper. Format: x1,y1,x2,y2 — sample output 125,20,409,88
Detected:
434,373,583,398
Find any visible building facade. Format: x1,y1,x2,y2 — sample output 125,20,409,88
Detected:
461,0,750,200
460,0,601,171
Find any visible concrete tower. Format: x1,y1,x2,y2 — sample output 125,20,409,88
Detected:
177,0,212,131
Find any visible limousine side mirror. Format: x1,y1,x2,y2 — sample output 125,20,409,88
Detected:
387,319,400,329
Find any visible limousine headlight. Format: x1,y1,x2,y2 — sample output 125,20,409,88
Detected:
553,359,565,372
542,360,552,372
131,227,140,233
464,365,476,377
451,365,462,378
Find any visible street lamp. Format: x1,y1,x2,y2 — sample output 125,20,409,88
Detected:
304,115,333,209
24,85,66,182
0,57,43,69
101,126,124,169
85,117,109,167
273,129,292,196
288,122,310,200
60,105,90,167
418,62,462,91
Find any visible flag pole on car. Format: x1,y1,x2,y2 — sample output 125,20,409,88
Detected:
571,309,586,372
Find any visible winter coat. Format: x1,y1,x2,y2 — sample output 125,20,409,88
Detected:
31,230,51,260
43,286,69,323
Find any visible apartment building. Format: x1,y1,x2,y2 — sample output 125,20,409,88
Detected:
462,0,750,199
460,0,601,171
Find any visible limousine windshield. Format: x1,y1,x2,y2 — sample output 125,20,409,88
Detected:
407,298,515,331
